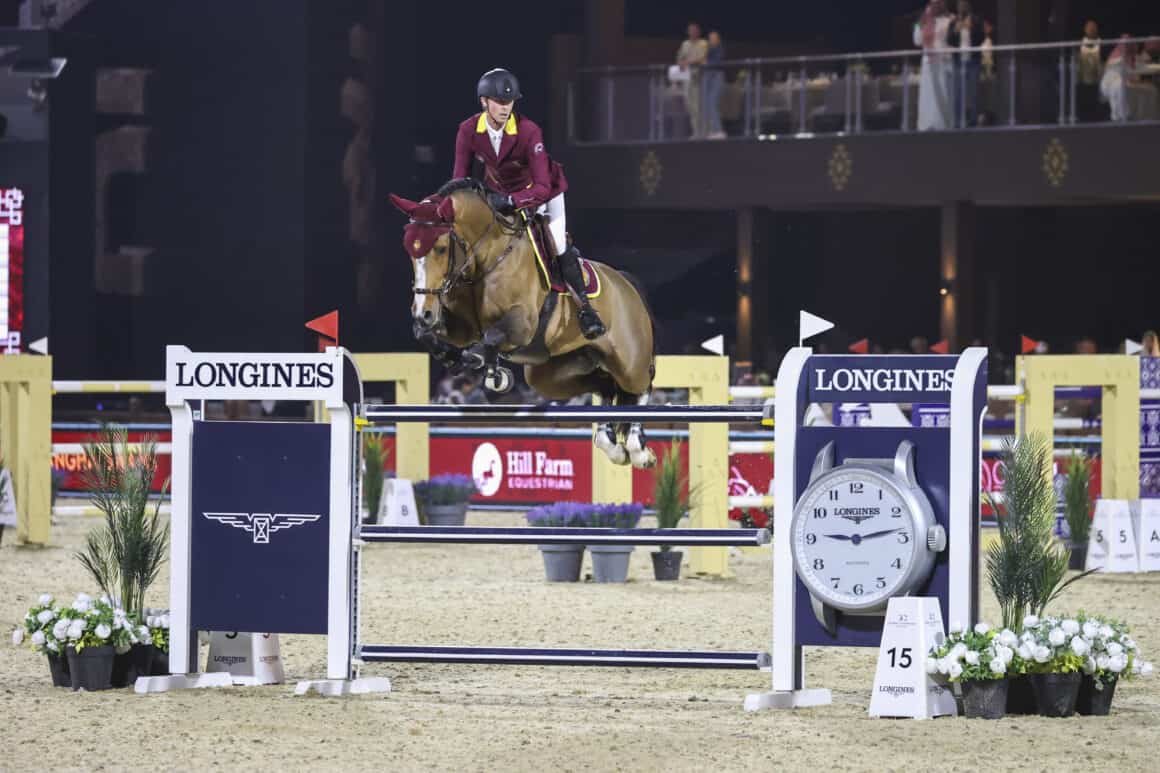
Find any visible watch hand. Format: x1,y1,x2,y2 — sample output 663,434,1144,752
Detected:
861,528,902,540
822,533,854,541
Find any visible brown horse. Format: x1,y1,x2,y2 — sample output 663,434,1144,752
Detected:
389,178,657,468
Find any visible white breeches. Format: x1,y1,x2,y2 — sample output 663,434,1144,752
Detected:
536,193,567,255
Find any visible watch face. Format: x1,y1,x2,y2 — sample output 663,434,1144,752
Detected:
792,468,920,611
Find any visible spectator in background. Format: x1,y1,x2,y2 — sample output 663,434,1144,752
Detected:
914,0,954,131
1078,20,1103,121
1143,330,1160,356
676,23,709,138
703,30,726,139
909,335,929,354
977,19,997,124
947,0,984,127
1101,35,1136,122
1074,337,1098,354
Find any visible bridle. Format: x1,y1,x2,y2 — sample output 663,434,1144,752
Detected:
410,193,524,301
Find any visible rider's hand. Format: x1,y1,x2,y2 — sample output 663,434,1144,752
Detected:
487,192,515,214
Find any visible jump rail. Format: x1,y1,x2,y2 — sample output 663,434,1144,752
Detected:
364,403,770,424
358,645,772,669
360,526,770,546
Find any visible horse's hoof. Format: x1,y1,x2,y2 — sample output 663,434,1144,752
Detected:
461,350,486,371
484,367,514,394
629,447,657,469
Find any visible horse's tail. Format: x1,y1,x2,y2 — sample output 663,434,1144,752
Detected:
619,270,659,381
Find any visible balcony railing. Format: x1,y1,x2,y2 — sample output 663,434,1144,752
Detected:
566,36,1160,144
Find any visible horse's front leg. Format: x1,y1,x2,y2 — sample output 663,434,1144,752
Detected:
478,307,535,394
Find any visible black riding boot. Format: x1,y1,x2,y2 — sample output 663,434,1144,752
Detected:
558,245,606,339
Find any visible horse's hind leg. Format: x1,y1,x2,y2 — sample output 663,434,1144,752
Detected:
617,388,656,469
524,361,629,466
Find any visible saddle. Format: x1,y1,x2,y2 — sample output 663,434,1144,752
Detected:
525,214,600,297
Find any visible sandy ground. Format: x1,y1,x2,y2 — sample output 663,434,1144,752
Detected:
2,512,1159,773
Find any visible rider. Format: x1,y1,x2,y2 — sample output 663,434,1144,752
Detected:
453,67,606,340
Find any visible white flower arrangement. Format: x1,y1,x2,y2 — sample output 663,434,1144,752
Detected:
54,593,135,653
10,593,66,656
142,607,170,654
1019,615,1086,674
928,623,1020,683
1072,611,1154,688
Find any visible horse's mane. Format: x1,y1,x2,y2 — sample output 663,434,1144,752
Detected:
436,177,488,198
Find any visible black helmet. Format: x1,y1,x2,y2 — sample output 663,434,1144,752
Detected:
477,68,522,102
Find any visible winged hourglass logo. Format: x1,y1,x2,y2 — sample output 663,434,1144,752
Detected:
202,512,321,544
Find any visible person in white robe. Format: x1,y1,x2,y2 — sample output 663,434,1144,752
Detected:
1101,36,1136,122
913,0,954,130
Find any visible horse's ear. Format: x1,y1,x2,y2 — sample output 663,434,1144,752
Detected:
436,197,455,223
389,193,419,216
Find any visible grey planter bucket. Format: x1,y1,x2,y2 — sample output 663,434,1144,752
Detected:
589,544,634,583
424,503,468,526
538,544,584,582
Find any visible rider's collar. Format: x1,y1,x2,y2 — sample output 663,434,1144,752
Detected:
476,112,517,135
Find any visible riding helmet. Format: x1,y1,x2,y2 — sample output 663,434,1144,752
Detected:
477,68,522,102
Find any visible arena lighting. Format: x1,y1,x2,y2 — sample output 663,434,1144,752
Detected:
939,279,955,296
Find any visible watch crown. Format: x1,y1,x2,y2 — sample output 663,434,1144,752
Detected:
927,524,947,552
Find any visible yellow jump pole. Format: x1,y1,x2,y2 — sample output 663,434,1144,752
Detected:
352,353,430,485
0,355,53,545
1016,354,1139,499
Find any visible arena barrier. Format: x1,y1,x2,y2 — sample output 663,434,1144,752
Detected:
141,346,775,696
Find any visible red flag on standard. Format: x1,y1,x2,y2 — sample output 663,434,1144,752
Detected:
306,310,339,350
930,339,949,354
848,338,869,354
1020,335,1039,354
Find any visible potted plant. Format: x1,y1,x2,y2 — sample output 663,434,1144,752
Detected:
414,473,477,526
362,435,390,524
984,434,1095,713
1017,614,1088,717
140,607,171,675
75,425,170,687
526,502,589,582
650,442,697,581
586,503,644,583
57,593,129,691
1062,451,1093,570
927,622,1020,719
1074,612,1153,715
11,593,70,686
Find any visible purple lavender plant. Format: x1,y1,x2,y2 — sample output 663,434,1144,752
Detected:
414,473,479,505
526,501,593,527
587,502,644,529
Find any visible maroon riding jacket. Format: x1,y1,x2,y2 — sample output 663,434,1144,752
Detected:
452,112,568,210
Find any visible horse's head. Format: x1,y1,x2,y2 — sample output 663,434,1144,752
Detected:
390,180,497,336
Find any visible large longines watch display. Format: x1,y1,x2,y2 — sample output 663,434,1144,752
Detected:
790,439,947,635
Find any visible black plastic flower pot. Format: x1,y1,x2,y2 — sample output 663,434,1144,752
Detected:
150,647,170,676
1005,674,1038,715
650,550,684,581
1076,674,1117,716
46,652,70,687
66,645,115,691
961,678,1009,719
1031,672,1082,717
1068,544,1088,570
111,643,156,687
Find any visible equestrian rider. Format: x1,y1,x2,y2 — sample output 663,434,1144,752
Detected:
453,67,606,340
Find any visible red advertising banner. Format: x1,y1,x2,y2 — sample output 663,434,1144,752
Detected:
52,430,173,492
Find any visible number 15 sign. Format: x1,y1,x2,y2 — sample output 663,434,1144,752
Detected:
869,597,957,719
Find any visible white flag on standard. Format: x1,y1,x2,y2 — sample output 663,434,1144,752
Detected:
799,310,835,345
1125,338,1143,355
701,334,724,356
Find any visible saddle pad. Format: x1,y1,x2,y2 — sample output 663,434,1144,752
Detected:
528,224,601,298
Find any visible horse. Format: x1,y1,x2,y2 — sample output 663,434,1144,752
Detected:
389,178,657,468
